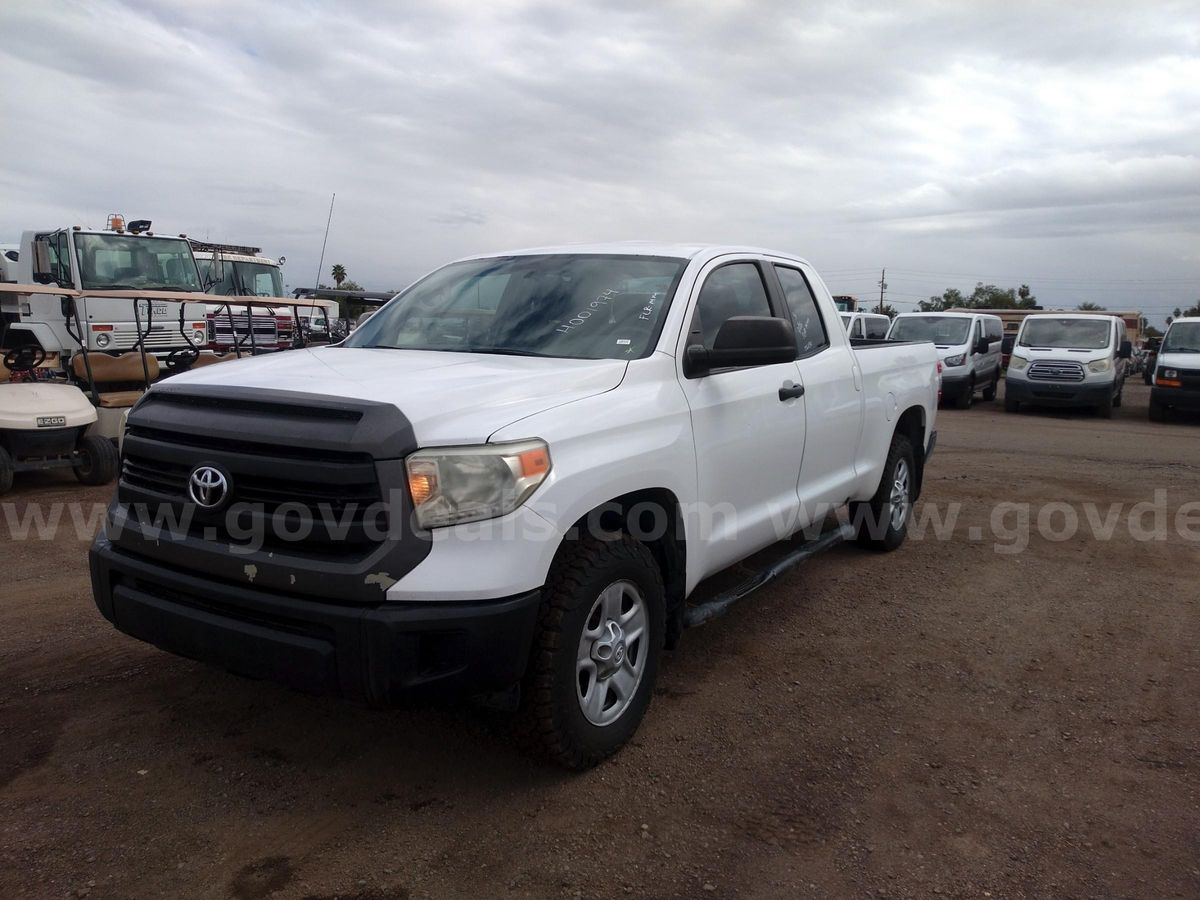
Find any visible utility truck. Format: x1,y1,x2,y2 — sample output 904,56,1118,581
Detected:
90,243,940,769
190,240,296,351
10,216,208,358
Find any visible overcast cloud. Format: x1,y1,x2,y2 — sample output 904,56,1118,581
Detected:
2,0,1198,323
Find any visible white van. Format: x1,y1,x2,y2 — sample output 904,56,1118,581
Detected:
887,312,1003,408
1005,314,1131,417
840,311,891,341
1149,316,1200,422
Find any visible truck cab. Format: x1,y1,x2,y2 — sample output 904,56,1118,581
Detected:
190,241,294,351
11,218,208,357
1006,313,1132,417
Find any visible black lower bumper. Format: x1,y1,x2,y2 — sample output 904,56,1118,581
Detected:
1005,378,1113,408
89,537,542,705
1151,387,1200,411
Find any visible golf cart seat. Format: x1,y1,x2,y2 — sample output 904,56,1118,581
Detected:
71,352,161,408
190,351,238,369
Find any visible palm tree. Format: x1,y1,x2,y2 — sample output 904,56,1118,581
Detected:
331,264,347,288
1076,302,1107,311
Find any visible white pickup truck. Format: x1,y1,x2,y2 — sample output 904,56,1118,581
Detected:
90,243,939,768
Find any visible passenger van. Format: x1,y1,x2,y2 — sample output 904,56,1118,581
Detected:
887,312,1003,408
1149,316,1200,421
840,311,890,341
1005,314,1131,418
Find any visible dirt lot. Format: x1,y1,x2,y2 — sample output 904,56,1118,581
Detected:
2,381,1198,899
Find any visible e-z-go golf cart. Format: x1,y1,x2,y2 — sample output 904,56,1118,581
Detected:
0,343,118,496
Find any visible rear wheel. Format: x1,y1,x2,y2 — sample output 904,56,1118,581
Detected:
75,434,119,486
0,446,14,495
852,434,915,552
517,533,665,769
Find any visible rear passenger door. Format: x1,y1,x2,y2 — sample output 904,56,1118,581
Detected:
676,259,807,578
770,264,863,527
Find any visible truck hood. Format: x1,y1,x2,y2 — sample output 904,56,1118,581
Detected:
165,347,629,444
1156,351,1200,371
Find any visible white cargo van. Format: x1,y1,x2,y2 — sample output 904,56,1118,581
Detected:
840,311,890,341
1005,314,1131,417
887,312,1003,408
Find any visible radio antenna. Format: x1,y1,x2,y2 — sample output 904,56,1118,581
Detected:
314,192,336,290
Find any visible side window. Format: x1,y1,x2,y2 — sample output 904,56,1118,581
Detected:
853,318,866,339
989,319,1003,341
865,316,889,340
694,262,773,349
774,265,828,357
35,231,73,285
970,322,980,348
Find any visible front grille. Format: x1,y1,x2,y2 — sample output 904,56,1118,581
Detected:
210,314,278,343
120,423,386,553
109,328,195,350
1028,360,1085,382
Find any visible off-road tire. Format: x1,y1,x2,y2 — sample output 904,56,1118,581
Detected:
75,434,119,486
851,433,916,553
516,533,665,770
0,446,14,495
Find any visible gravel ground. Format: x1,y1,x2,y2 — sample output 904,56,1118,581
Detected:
1,381,1198,899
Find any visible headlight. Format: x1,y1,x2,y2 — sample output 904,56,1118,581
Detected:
94,331,111,349
1087,358,1111,373
406,439,551,529
944,353,966,367
193,330,207,344
1009,354,1030,370
1162,368,1178,379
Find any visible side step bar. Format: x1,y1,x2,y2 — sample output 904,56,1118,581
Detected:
683,524,855,628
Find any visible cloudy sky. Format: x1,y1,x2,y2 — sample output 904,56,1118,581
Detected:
2,1,1198,324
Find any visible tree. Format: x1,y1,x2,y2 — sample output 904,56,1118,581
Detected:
331,263,347,287
1077,301,1107,311
880,303,899,318
919,282,1037,312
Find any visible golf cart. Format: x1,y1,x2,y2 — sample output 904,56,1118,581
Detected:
0,342,118,496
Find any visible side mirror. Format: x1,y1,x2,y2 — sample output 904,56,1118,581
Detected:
975,337,990,355
1119,340,1132,359
684,316,797,378
32,240,54,284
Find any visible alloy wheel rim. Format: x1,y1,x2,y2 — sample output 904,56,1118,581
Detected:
576,580,648,727
889,458,911,531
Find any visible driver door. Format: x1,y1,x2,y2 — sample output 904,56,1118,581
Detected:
676,259,807,581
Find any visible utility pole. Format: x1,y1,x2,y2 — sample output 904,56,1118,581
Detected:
878,268,887,314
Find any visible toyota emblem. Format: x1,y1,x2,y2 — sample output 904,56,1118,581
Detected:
188,465,229,509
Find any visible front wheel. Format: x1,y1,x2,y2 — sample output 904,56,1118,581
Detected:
1005,394,1020,413
851,434,915,552
955,377,975,409
1149,399,1166,422
518,533,665,769
75,434,119,486
0,446,14,495
1096,390,1114,419
982,372,998,401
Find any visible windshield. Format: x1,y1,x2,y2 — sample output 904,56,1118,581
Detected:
346,254,687,359
75,233,202,291
889,316,971,345
1019,318,1112,350
1162,322,1200,353
198,257,284,297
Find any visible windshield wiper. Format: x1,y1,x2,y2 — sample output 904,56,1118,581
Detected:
466,347,555,358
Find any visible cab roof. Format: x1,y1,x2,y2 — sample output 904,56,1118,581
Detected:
454,241,812,267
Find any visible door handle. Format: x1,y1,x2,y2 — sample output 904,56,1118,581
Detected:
779,381,805,401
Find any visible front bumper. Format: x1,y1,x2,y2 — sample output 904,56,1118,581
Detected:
939,371,970,401
1151,387,1200,412
90,536,542,705
1005,377,1113,408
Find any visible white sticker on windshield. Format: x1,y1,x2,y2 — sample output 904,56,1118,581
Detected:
616,339,631,345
